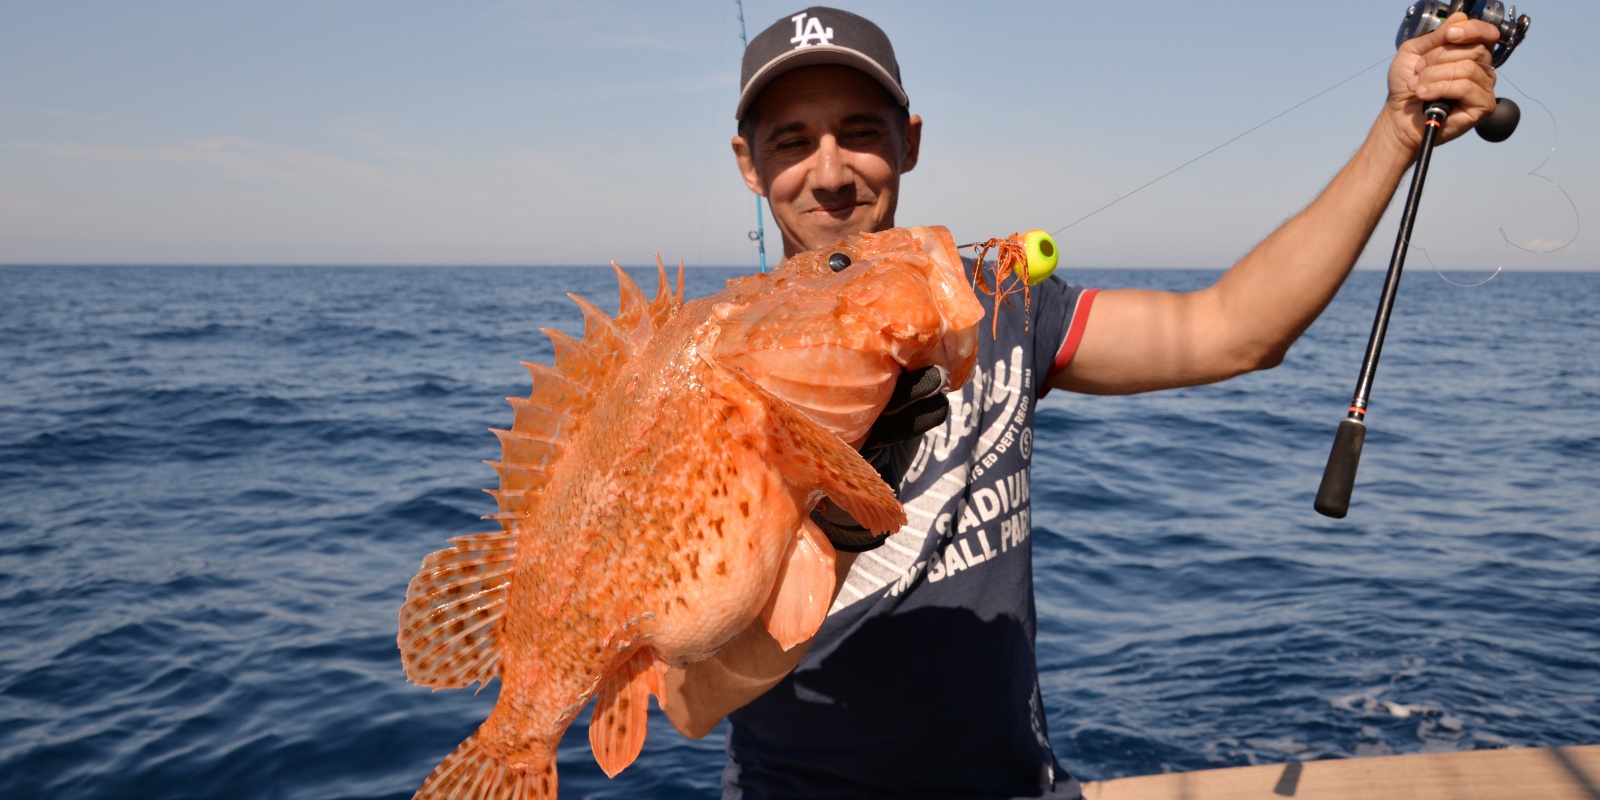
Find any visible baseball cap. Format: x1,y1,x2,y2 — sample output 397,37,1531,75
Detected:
736,6,908,121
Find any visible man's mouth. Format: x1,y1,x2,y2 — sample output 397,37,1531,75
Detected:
808,202,862,220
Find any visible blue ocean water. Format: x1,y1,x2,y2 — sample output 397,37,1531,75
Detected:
1,264,1596,799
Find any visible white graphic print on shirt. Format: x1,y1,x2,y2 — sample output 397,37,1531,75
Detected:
830,345,1034,611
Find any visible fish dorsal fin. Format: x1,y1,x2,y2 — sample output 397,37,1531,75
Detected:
588,649,668,778
609,262,653,342
398,531,516,689
646,255,683,329
489,267,681,526
568,294,635,368
713,362,907,535
542,327,606,378
759,519,837,650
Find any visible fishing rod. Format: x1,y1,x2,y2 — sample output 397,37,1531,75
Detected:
1314,0,1531,519
735,0,770,273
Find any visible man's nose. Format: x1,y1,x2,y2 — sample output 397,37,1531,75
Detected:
811,135,853,192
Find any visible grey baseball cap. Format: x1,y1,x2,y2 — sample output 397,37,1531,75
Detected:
736,6,908,121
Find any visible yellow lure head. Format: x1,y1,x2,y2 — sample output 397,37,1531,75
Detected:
1015,230,1059,285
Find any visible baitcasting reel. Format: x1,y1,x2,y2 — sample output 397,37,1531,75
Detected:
1397,0,1528,64
1398,0,1531,141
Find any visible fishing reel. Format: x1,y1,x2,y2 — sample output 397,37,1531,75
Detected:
1397,0,1531,141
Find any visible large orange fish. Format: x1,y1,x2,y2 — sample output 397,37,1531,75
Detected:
398,225,984,798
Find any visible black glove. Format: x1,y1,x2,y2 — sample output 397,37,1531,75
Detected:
812,365,949,552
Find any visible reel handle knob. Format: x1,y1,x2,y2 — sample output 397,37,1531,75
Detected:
1475,96,1521,142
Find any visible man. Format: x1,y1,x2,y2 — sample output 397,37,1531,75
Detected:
663,7,1501,799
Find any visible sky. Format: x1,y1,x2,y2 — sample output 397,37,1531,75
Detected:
1,0,1594,269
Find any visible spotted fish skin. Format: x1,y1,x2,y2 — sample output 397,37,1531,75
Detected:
398,225,984,799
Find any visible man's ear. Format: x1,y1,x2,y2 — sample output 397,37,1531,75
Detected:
900,114,923,174
732,136,767,197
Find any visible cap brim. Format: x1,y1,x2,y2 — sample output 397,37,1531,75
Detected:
735,46,908,120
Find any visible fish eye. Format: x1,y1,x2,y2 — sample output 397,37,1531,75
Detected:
827,252,852,272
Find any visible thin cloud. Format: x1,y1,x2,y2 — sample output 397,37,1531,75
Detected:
13,138,391,193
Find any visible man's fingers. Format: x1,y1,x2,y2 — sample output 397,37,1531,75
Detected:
883,365,947,414
1414,40,1496,73
1412,59,1497,102
865,395,948,450
1400,13,1500,58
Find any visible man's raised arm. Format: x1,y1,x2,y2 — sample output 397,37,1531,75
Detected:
1053,14,1502,396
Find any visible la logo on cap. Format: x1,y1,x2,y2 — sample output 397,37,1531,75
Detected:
789,11,833,47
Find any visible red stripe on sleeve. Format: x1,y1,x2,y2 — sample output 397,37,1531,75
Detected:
1042,288,1099,394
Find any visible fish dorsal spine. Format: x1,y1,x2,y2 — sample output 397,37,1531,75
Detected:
485,262,683,528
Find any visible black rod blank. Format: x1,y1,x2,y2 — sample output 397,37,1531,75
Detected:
1314,108,1448,519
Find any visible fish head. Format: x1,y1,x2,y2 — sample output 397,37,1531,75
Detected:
710,225,983,445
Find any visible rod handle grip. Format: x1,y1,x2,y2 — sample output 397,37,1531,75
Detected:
1315,418,1367,519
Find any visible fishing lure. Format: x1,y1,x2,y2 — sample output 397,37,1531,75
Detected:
964,229,1059,336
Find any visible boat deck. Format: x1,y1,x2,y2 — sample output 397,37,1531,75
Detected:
1082,744,1600,800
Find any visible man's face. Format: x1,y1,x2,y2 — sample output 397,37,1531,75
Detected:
734,65,922,258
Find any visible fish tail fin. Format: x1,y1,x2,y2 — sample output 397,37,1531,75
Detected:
415,731,558,800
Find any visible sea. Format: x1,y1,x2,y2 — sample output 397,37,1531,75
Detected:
1,264,1596,799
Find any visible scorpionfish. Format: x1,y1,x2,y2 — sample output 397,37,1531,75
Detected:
398,225,984,798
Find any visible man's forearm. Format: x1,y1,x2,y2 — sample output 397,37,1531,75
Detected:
663,551,859,739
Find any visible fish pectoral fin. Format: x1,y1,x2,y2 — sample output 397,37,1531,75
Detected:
398,531,514,689
714,362,907,535
759,519,838,651
588,648,666,778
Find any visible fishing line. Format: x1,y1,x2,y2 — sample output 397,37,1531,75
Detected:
1049,56,1392,237
961,57,1389,255
1417,73,1579,287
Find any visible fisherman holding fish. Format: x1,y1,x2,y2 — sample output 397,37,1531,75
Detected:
662,6,1503,798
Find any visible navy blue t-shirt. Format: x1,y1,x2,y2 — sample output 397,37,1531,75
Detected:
723,264,1099,800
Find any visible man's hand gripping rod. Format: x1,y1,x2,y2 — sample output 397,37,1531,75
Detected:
1314,0,1530,519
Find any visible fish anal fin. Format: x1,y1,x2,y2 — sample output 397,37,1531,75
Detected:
759,519,837,651
398,532,515,689
715,363,906,535
588,649,666,778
